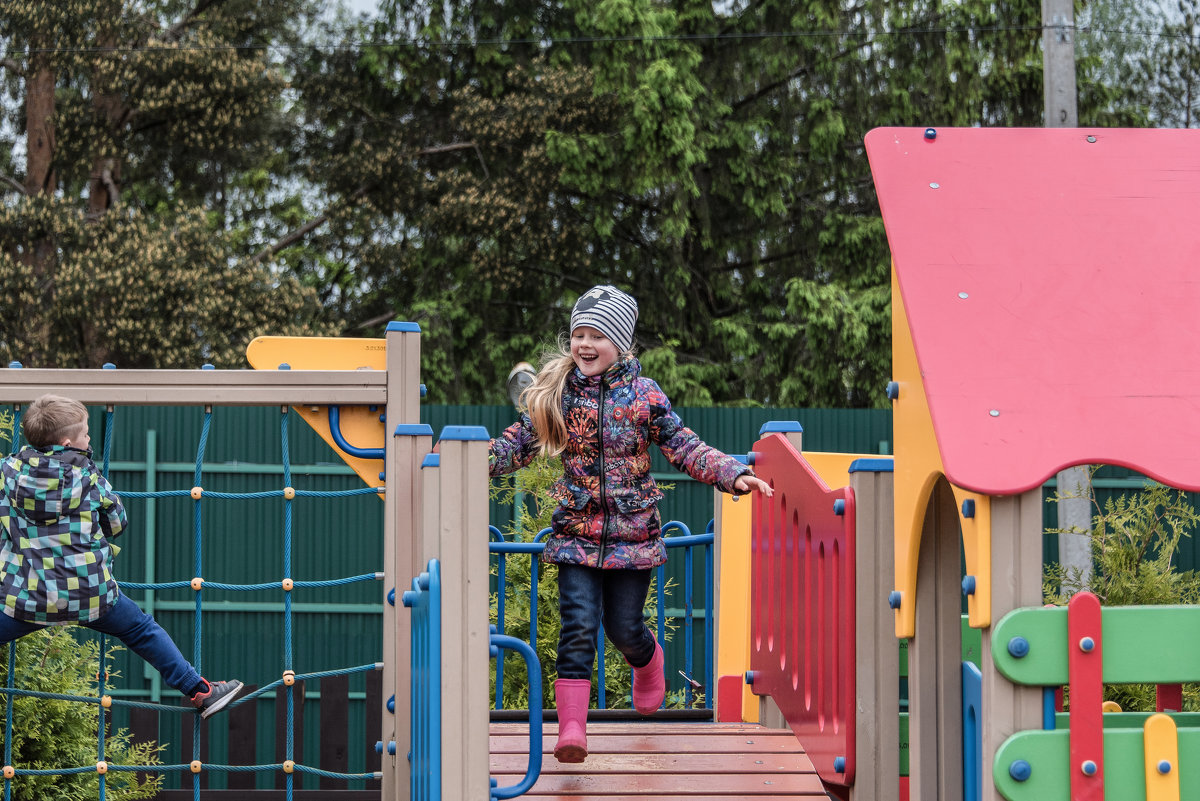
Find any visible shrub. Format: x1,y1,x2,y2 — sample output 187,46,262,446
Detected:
489,455,685,709
0,628,163,800
1044,468,1200,711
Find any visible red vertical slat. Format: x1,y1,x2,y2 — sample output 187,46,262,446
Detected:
749,432,856,788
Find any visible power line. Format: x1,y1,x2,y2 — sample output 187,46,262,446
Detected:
7,23,1194,58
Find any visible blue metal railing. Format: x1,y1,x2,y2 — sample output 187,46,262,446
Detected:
402,560,442,801
489,521,714,711
488,632,543,800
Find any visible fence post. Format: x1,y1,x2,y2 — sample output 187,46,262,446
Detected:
849,461,898,801
383,322,425,801
435,426,491,799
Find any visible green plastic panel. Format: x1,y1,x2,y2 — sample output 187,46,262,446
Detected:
993,727,1200,801
993,604,1200,685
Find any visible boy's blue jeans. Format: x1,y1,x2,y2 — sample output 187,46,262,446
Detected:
0,591,203,695
555,563,657,680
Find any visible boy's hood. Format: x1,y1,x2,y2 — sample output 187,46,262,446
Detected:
2,446,93,526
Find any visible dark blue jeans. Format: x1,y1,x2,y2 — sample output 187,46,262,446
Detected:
556,563,657,680
0,591,203,695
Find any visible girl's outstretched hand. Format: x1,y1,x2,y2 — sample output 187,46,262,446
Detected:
734,474,773,496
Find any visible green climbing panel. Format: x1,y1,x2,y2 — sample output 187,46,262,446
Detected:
993,727,1200,801
992,605,1200,686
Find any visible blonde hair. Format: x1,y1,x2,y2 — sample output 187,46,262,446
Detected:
23,394,88,448
520,337,635,457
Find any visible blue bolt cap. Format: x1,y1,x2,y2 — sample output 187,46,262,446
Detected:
1158,760,1172,774
1007,637,1030,658
924,127,937,140
1081,759,1097,776
1009,760,1032,782
888,591,902,610
387,695,395,713
833,499,846,515
833,756,846,773
886,381,900,400
962,575,976,596
387,588,395,606
961,499,975,518
1079,636,1095,652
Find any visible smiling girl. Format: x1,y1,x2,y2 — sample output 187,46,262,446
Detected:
489,285,772,763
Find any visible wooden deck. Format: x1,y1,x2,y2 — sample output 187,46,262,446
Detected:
490,721,832,799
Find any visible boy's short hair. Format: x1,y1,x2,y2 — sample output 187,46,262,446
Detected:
23,394,88,448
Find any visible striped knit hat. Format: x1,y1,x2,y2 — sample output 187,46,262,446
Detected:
570,285,638,353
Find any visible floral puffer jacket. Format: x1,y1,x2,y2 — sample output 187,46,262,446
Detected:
489,358,752,569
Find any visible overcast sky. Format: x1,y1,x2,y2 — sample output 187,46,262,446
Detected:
342,0,379,15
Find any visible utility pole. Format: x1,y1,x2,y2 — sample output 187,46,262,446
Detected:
1042,0,1078,126
1043,0,1091,586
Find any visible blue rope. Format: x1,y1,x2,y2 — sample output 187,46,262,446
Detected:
1,400,389,799
118,487,384,500
281,408,296,798
5,641,14,801
4,410,17,801
99,408,115,801
120,574,382,593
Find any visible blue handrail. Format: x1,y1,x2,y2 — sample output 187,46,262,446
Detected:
402,560,442,801
327,405,386,460
488,632,543,800
490,521,714,711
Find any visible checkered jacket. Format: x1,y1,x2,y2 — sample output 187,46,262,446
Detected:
0,446,126,623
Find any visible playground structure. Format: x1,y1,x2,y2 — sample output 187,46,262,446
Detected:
712,126,1200,801
1,126,1199,801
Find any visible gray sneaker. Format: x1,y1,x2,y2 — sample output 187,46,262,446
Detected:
190,679,245,719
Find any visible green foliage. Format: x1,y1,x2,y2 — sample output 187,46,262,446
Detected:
0,628,162,800
0,410,12,449
1044,468,1200,712
0,0,333,369
489,455,687,710
0,195,332,368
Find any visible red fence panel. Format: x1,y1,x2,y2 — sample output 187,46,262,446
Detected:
749,432,856,789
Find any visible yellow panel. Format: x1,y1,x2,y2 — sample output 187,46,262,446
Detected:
716,493,757,722
953,489,992,628
245,336,388,491
805,452,870,490
892,265,945,638
1144,713,1180,801
893,267,995,633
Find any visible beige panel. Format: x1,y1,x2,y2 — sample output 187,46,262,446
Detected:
0,368,387,406
907,480,963,801
979,489,1043,801
436,436,491,799
849,468,899,801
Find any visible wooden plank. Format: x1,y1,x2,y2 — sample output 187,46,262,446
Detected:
490,722,829,799
0,368,387,406
157,792,379,800
490,733,809,754
228,683,259,790
320,673,350,788
490,752,812,772
510,772,827,794
506,797,818,801
365,668,382,773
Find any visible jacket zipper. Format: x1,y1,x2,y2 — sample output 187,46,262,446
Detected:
596,376,609,566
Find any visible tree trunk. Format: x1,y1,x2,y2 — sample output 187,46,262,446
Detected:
23,41,57,365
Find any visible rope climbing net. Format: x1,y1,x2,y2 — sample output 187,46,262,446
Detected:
1,402,386,801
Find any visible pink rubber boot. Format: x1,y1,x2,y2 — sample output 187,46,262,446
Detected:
553,678,591,763
629,640,665,714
